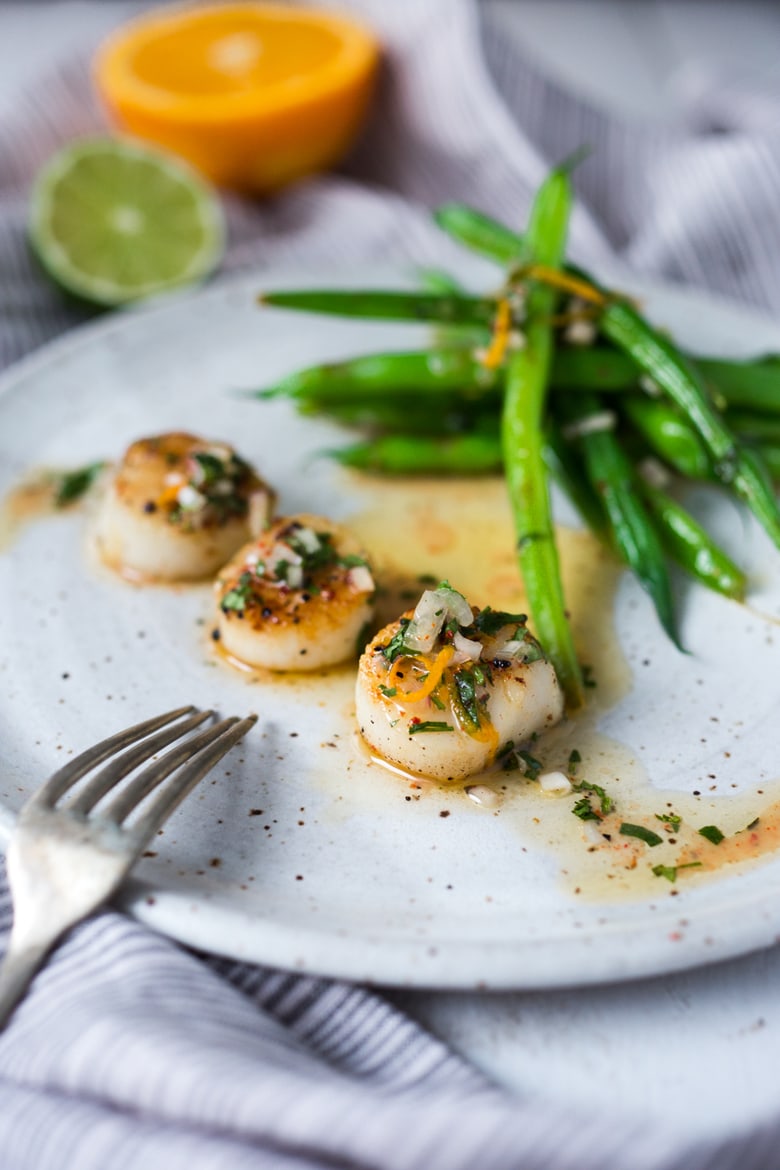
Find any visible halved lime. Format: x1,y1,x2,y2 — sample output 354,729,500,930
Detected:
29,137,225,306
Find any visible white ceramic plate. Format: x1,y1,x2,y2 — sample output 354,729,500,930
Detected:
0,265,778,990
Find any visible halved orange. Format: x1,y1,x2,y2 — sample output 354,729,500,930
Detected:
94,3,379,193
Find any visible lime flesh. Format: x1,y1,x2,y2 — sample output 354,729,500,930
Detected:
30,137,224,306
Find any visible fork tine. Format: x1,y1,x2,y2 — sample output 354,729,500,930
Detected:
30,706,197,809
65,710,214,816
129,716,257,844
100,716,245,826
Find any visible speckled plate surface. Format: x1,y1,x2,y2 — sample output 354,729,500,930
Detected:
0,265,778,990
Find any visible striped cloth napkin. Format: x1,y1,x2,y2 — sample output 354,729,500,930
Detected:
2,3,780,1167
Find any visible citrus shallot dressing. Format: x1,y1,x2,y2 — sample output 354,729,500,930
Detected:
0,471,64,551
342,474,780,899
6,465,778,900
203,472,780,899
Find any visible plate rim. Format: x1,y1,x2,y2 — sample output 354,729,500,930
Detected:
1,264,780,990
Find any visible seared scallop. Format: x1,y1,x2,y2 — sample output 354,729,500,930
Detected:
355,582,563,782
215,513,375,671
94,432,274,581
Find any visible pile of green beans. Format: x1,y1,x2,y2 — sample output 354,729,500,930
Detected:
250,179,780,708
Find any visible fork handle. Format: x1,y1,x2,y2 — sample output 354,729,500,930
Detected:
0,927,63,1028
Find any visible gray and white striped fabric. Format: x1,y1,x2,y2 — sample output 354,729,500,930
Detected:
2,2,780,1166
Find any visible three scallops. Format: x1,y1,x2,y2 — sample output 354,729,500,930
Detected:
96,432,562,781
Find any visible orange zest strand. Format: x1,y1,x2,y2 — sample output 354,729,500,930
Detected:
522,264,607,306
480,297,513,369
472,719,500,754
155,479,186,507
391,645,455,704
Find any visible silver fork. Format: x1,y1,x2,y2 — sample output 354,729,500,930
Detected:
0,705,256,1027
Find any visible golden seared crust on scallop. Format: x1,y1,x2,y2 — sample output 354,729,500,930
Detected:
215,513,375,672
355,584,563,782
94,432,274,581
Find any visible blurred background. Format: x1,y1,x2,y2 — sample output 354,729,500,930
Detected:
2,1,780,124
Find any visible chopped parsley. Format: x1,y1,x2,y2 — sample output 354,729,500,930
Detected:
452,667,481,731
285,528,337,573
573,780,613,815
379,684,397,698
443,616,460,639
382,618,414,663
698,825,725,846
573,796,601,822
517,751,542,780
166,450,248,527
408,721,453,735
192,451,226,484
472,607,527,636
495,741,541,777
55,462,106,507
652,862,702,883
183,449,251,524
619,822,663,847
219,571,255,614
274,558,292,583
655,812,682,831
567,749,581,775
338,554,369,569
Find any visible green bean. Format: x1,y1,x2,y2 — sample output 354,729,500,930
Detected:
259,289,495,328
598,298,780,548
547,415,745,601
502,167,584,707
559,392,681,647
542,417,608,538
300,397,498,436
258,348,653,414
697,355,780,414
551,347,637,390
620,396,712,480
757,443,780,479
725,410,780,442
433,203,780,413
331,434,503,475
250,348,501,403
416,268,465,295
638,480,746,601
432,200,780,543
434,203,523,264
623,398,780,492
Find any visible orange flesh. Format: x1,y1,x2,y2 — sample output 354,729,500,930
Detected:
130,17,342,96
94,4,380,191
